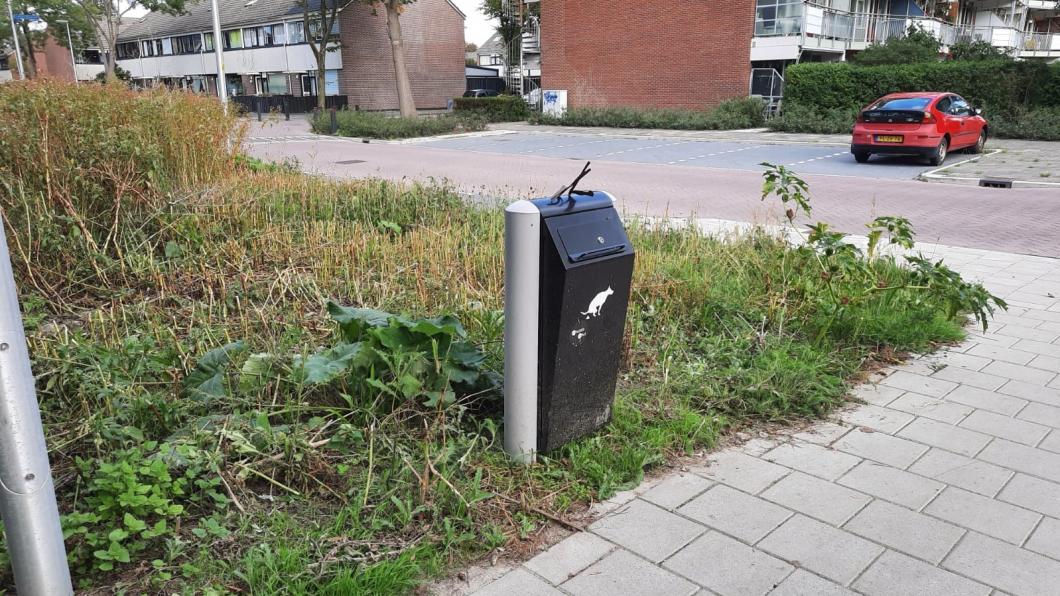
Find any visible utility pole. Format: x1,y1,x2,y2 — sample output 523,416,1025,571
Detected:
209,0,227,112
56,19,77,84
0,226,73,594
6,0,25,79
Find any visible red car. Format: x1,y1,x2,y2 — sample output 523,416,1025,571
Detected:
850,92,988,166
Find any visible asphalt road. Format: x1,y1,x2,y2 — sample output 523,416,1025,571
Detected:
409,131,963,180
246,123,1060,258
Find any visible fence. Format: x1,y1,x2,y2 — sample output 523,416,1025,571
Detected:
750,68,785,115
230,94,349,115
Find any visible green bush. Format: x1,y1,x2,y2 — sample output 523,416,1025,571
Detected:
850,26,942,66
529,98,766,130
453,95,530,122
767,104,857,134
783,60,1050,114
313,110,487,139
989,106,1060,141
1032,62,1060,108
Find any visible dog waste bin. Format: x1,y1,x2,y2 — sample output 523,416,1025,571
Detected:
504,191,635,463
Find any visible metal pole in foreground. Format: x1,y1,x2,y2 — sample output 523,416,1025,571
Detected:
209,0,227,113
503,201,540,464
6,0,25,80
0,227,73,594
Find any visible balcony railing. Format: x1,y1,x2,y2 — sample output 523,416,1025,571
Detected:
754,2,1058,55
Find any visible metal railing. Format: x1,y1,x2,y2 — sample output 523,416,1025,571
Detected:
750,68,784,115
754,2,1058,54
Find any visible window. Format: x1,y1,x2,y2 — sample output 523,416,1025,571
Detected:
287,21,305,44
950,96,973,116
223,29,242,49
116,41,140,59
141,39,156,57
173,34,202,54
755,0,804,36
869,97,928,110
935,96,952,114
268,73,288,94
244,27,260,47
324,70,338,95
301,73,315,95
307,18,339,42
204,32,214,51
161,38,173,55
273,24,286,45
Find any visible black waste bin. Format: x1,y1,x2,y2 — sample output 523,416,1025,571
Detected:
503,191,635,458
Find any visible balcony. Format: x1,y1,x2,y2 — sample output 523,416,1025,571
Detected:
752,2,1055,61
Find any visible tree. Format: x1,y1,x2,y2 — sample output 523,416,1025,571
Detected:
481,0,535,93
850,25,941,66
72,0,187,82
371,0,417,118
297,0,349,110
465,42,477,52
950,39,1013,61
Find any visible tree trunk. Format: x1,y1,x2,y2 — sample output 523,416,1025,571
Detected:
316,60,326,110
385,1,417,118
18,22,37,79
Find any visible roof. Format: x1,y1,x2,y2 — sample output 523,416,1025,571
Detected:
476,32,504,55
118,0,341,41
881,92,949,98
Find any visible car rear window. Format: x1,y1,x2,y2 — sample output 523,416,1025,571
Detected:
868,97,932,111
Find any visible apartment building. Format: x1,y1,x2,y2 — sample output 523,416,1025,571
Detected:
537,0,1058,111
114,0,467,110
0,33,105,83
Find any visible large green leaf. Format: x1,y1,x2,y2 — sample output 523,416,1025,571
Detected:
183,341,247,401
291,342,364,385
327,301,395,342
238,353,276,394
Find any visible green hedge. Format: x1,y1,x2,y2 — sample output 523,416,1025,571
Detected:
452,95,530,122
528,98,767,130
784,60,1053,115
313,111,487,139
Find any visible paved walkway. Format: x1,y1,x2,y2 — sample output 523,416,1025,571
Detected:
447,241,1060,596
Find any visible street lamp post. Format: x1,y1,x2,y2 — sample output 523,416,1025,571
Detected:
5,0,26,79
209,0,227,111
56,19,78,85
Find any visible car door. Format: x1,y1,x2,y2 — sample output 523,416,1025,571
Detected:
949,96,976,148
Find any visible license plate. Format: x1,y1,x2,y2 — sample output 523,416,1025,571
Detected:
876,135,904,143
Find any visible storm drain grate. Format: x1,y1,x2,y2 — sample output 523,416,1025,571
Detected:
979,177,1013,189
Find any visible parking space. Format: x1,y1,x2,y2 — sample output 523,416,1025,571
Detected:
415,131,971,180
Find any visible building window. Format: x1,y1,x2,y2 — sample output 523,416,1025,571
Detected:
307,19,339,41
244,27,260,47
287,21,305,44
204,32,214,51
173,33,202,54
161,38,174,55
755,0,804,36
300,73,315,96
255,72,289,95
117,41,140,59
223,29,242,49
141,39,156,57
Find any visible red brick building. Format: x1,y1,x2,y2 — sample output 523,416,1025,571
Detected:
539,0,756,110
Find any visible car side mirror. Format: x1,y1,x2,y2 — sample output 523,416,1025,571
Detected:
975,108,983,116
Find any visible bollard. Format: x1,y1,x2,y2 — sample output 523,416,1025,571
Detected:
256,97,262,122
503,201,541,464
329,108,338,135
283,96,290,121
0,225,74,594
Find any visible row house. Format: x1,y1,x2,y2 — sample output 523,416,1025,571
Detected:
114,0,467,111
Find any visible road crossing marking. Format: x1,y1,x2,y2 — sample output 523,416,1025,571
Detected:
667,145,759,165
787,151,848,166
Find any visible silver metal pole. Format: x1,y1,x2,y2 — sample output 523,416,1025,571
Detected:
59,20,78,85
503,200,540,464
209,0,227,112
0,226,73,594
6,0,25,79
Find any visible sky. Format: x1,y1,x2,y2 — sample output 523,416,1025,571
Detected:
451,0,495,47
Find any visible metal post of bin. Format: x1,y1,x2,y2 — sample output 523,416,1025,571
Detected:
503,201,540,464
0,226,74,595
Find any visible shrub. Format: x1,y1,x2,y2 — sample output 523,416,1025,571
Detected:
313,110,487,139
989,106,1060,141
783,60,1049,114
950,39,1014,62
768,104,856,134
1032,62,1060,108
453,95,530,122
529,98,766,130
850,25,942,66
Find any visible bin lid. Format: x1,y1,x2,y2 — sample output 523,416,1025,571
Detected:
532,191,614,219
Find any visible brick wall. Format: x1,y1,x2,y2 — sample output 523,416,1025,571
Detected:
338,0,466,111
540,0,755,110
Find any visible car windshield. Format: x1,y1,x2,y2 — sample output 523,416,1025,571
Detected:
868,97,932,111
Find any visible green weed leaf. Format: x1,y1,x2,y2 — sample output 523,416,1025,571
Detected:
183,341,247,401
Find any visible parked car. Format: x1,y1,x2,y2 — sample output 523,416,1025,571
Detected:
463,89,501,98
850,92,988,166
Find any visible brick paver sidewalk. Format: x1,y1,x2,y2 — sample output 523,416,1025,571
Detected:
450,243,1060,596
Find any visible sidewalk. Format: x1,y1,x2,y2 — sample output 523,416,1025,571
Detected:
441,241,1060,596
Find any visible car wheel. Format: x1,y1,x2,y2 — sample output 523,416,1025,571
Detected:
929,138,949,166
969,130,987,154
854,152,870,163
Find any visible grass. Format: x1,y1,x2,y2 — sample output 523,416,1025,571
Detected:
529,98,767,130
312,110,488,139
0,81,998,594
